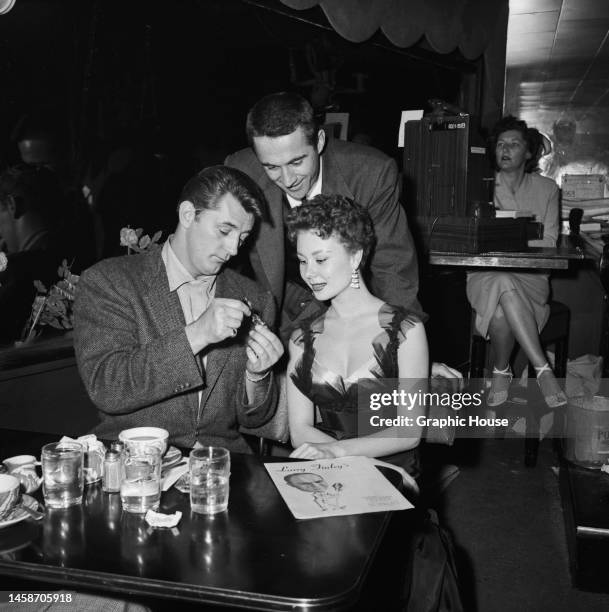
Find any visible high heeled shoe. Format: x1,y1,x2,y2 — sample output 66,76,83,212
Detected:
487,366,513,407
534,363,567,408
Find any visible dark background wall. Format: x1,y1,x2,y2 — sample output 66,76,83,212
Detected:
0,0,473,181
0,0,479,367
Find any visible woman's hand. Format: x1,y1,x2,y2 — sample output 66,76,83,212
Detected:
289,442,347,460
431,361,464,391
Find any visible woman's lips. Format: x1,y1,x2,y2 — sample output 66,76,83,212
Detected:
310,283,326,292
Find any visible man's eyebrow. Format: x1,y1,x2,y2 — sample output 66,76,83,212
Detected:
262,153,307,167
217,220,252,234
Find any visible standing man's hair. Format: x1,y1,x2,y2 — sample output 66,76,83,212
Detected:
178,165,265,219
246,92,318,146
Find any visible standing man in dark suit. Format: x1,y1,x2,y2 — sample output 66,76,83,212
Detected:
74,166,284,452
225,92,421,343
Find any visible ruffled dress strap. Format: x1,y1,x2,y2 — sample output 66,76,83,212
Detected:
372,304,420,378
289,311,325,398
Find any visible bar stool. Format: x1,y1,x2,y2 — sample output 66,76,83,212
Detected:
469,300,570,466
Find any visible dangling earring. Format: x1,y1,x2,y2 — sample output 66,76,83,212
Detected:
350,269,360,289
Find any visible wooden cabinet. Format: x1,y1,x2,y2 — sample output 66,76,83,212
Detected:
402,115,492,241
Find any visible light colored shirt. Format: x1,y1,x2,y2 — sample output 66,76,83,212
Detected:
494,171,560,247
162,238,216,405
285,157,323,208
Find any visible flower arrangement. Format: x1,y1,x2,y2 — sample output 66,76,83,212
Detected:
18,227,162,343
21,259,79,342
120,227,163,254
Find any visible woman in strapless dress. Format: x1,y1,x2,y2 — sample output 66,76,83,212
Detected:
285,195,428,474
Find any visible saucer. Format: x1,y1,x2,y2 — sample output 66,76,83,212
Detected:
162,446,182,471
0,495,39,529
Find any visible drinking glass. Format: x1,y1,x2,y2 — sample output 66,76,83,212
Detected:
189,447,230,514
120,447,161,513
41,441,84,508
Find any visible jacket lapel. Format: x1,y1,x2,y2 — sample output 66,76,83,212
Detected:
254,168,285,298
141,248,186,333
141,247,199,416
199,271,240,406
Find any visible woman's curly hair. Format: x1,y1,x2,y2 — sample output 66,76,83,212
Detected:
286,194,375,265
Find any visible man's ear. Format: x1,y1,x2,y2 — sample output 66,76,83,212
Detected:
178,200,196,228
316,128,326,155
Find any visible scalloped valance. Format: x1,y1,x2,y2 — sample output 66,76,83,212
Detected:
280,0,509,124
280,0,507,60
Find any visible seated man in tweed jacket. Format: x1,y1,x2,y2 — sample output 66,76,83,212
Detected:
73,166,283,452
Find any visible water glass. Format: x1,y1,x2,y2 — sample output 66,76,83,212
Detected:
189,447,230,515
120,447,161,513
41,441,84,508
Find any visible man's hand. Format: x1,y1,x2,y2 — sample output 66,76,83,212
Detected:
289,441,346,460
245,324,284,377
186,298,250,354
431,362,464,392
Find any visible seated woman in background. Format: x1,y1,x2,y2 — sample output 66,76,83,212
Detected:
467,115,566,409
285,195,428,475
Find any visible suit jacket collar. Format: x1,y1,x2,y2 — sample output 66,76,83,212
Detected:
141,245,242,300
320,139,354,200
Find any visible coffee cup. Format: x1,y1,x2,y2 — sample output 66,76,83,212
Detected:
119,427,169,456
0,474,21,521
3,455,38,472
3,455,42,494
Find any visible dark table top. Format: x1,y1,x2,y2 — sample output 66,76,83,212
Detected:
0,429,415,610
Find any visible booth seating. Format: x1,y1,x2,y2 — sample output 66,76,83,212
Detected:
469,301,570,466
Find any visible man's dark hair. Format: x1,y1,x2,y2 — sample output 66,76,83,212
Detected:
178,165,266,219
286,194,376,264
488,115,541,174
0,164,63,220
246,92,319,147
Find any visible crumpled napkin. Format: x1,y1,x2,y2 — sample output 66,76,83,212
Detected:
145,509,182,528
60,434,106,483
161,462,189,492
60,434,105,453
565,354,603,398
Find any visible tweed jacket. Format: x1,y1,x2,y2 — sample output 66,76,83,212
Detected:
73,246,277,452
225,137,422,324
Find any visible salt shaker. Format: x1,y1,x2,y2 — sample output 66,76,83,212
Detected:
110,441,125,454
102,450,122,493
